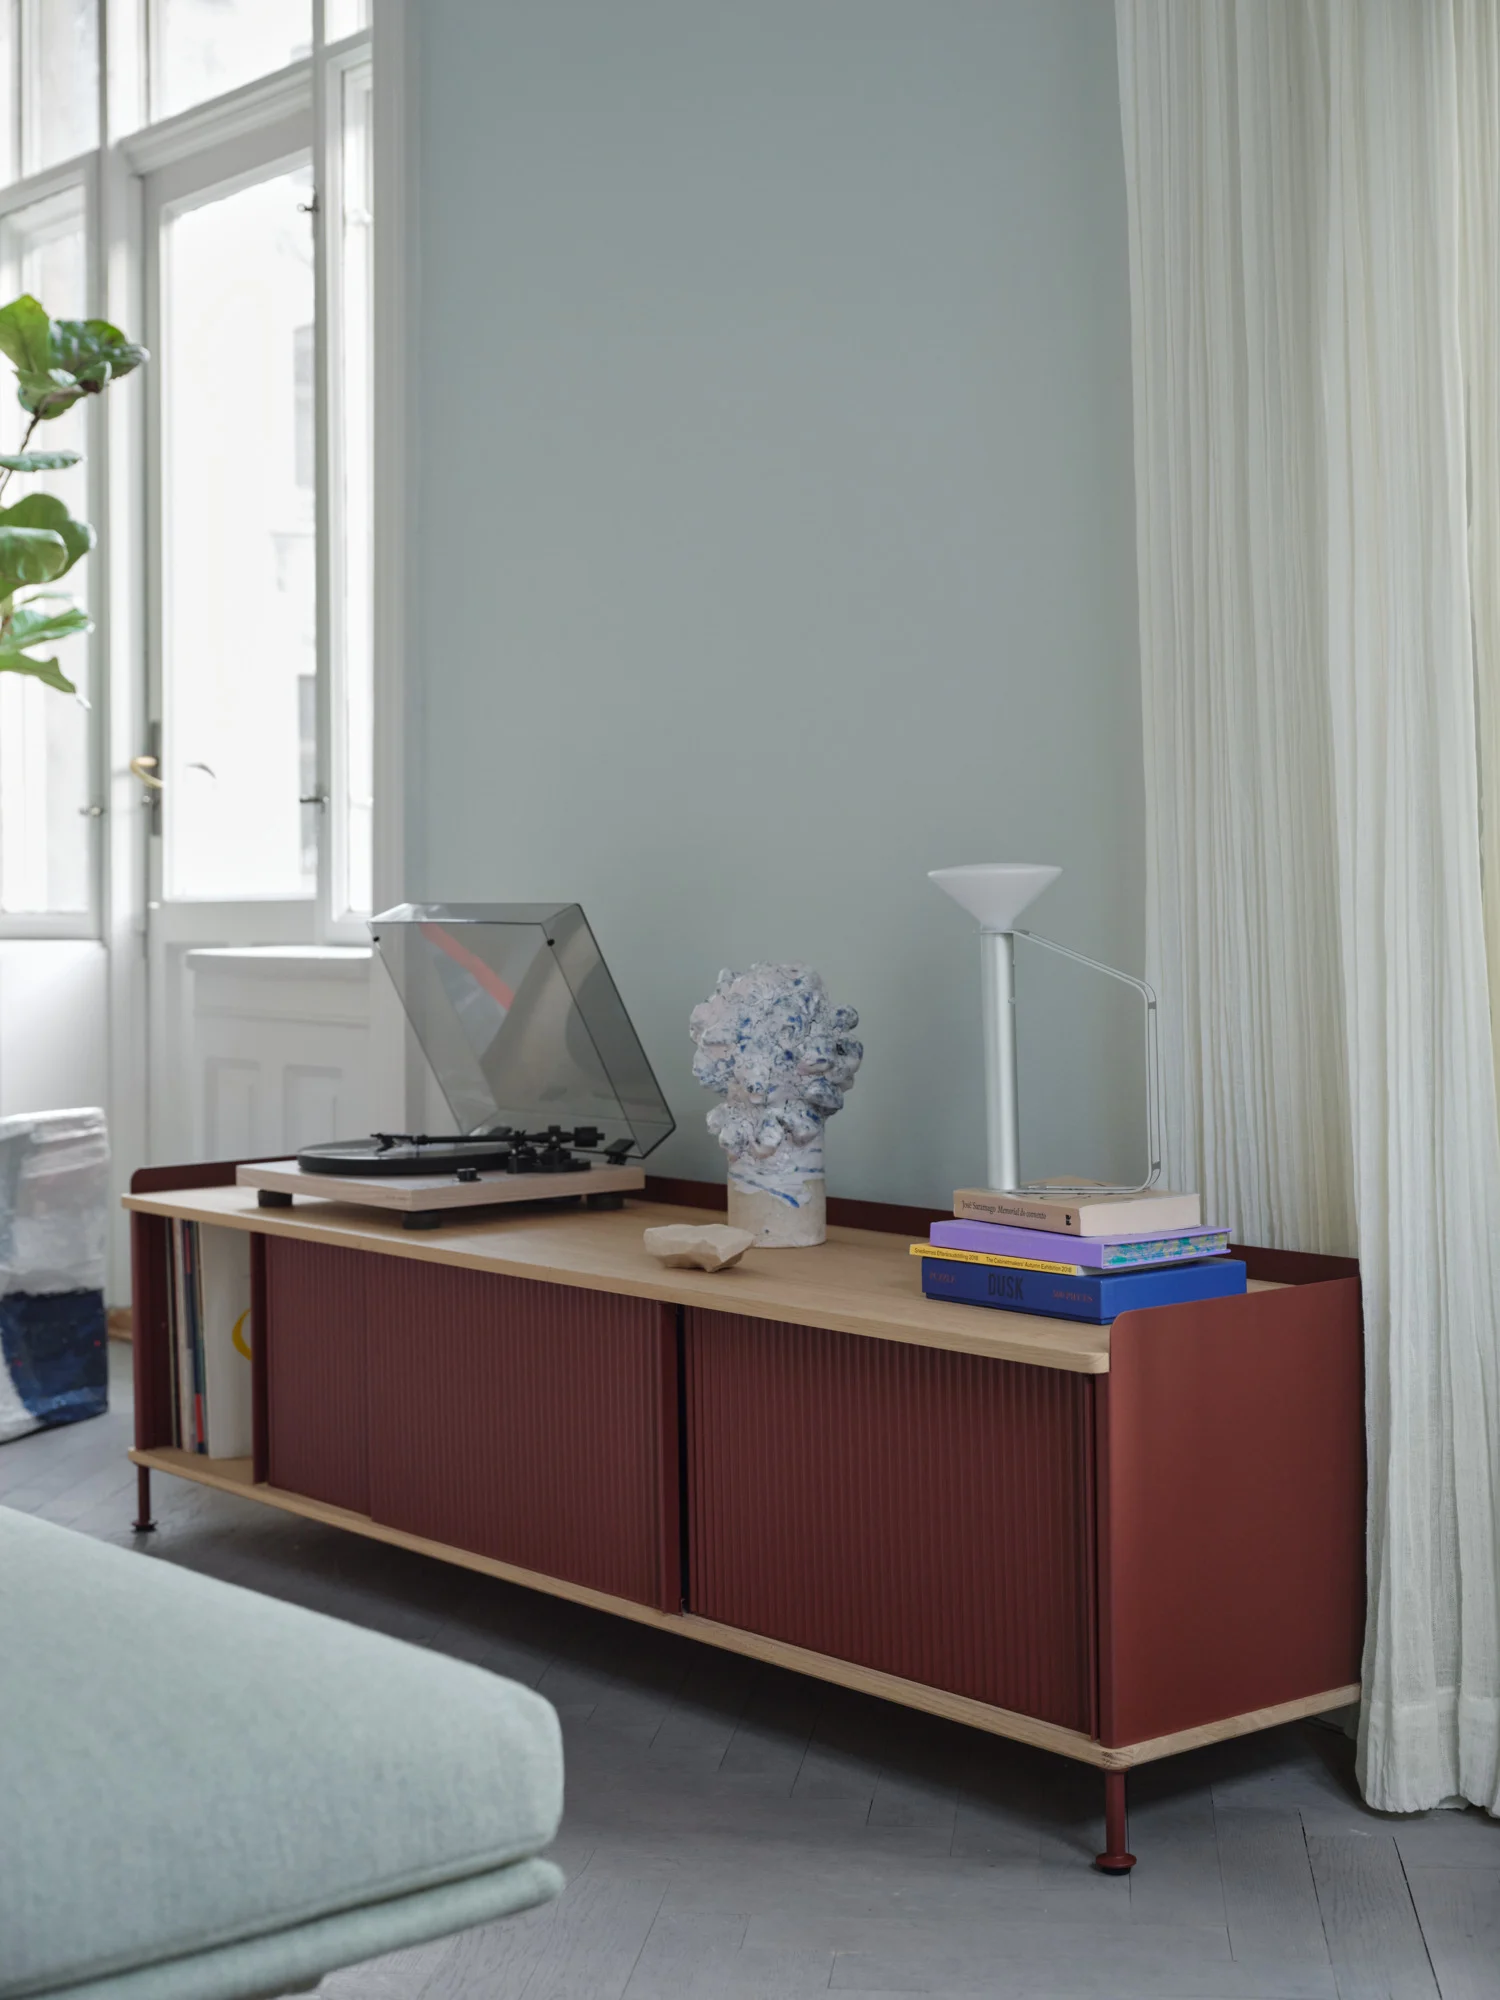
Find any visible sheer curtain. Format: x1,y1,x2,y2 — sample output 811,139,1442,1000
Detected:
1117,0,1500,1814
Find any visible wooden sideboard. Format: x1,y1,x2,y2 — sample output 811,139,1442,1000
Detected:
125,1167,1365,1873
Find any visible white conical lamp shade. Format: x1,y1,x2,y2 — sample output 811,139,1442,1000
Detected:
928,863,1061,932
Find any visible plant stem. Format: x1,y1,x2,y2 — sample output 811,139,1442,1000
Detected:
0,413,42,505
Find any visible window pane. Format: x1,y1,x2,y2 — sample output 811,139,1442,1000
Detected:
162,164,315,901
151,0,310,120
23,0,99,172
324,0,369,41
0,9,17,188
337,61,372,915
0,185,91,916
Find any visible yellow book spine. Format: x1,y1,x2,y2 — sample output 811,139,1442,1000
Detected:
909,1244,1085,1277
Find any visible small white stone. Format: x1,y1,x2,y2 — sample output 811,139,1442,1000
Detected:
642,1224,755,1271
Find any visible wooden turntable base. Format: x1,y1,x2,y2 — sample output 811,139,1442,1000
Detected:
237,1158,645,1227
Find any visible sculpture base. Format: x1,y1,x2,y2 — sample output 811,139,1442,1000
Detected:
728,1178,826,1248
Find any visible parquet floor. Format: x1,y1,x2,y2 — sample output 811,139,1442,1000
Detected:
3,1344,1497,2000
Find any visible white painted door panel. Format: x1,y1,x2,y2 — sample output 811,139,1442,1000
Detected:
184,947,382,1160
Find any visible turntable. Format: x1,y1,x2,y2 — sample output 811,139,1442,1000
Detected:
237,902,675,1227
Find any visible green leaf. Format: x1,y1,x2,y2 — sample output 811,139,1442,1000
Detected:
0,450,80,472
51,318,147,383
0,645,75,693
16,367,80,419
5,316,149,420
0,493,93,577
0,296,53,377
0,589,90,695
19,319,149,419
4,595,91,649
0,523,67,595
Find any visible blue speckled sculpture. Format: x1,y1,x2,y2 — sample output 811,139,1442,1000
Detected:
689,963,863,1246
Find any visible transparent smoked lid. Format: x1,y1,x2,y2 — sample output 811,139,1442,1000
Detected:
370,903,675,1158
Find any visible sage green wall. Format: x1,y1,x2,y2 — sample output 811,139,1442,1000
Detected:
408,0,1144,1205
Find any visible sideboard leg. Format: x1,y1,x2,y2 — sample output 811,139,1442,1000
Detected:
133,1465,156,1534
1096,1770,1136,1874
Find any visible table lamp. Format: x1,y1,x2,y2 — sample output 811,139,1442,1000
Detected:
928,863,1161,1195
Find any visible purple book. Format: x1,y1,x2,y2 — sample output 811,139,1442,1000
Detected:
929,1218,1231,1271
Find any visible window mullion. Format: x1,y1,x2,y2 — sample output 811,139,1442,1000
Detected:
318,33,373,937
311,9,336,939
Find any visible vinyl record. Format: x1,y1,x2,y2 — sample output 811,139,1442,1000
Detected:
297,1136,516,1178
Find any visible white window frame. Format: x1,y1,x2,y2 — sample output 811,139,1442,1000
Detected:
0,0,409,1266
318,31,376,939
140,106,317,935
0,0,390,949
0,147,103,938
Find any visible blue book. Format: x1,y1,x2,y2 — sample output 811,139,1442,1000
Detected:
919,1254,1247,1324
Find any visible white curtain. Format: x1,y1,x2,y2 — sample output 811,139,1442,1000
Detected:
1117,0,1500,1814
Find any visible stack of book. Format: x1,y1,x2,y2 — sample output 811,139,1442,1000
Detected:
912,1186,1245,1324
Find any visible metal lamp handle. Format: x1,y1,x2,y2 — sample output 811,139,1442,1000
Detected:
1011,928,1163,1197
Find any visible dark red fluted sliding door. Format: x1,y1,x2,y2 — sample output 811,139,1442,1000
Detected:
265,1238,373,1512
685,1309,1098,1732
262,1238,680,1612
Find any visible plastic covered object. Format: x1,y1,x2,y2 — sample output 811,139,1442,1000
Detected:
370,903,675,1158
0,1108,109,1444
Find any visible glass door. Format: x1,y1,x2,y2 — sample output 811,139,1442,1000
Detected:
139,25,378,1166
144,116,321,1159
159,155,318,904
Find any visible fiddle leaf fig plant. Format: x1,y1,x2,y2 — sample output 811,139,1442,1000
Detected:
0,294,147,694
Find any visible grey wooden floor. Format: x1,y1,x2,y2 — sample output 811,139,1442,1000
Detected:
4,1345,1498,2000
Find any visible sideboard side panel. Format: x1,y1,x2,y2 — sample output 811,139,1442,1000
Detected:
1100,1276,1365,1748
686,1309,1096,1731
367,1265,676,1610
250,1233,269,1483
129,1213,174,1451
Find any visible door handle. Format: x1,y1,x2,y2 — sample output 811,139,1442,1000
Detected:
135,722,163,827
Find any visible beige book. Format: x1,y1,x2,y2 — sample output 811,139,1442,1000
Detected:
198,1225,253,1459
951,1186,1202,1237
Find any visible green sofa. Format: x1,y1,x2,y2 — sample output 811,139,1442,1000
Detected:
0,1507,565,2000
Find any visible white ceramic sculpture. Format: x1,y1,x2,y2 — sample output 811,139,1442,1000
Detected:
689,963,863,1247
642,1223,755,1271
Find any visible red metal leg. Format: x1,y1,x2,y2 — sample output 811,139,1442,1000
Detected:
133,1465,156,1533
1095,1769,1136,1873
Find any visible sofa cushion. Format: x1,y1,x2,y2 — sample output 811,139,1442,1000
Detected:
31,1860,564,2000
0,1507,564,1999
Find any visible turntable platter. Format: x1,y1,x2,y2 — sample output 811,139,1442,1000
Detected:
298,1136,517,1177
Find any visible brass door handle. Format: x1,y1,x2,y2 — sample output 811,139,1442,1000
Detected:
129,754,163,790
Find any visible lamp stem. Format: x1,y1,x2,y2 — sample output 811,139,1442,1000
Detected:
980,929,1021,1191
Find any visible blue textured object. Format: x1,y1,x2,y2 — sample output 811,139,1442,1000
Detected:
0,1290,108,1429
920,1256,1248,1323
0,1107,110,1442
